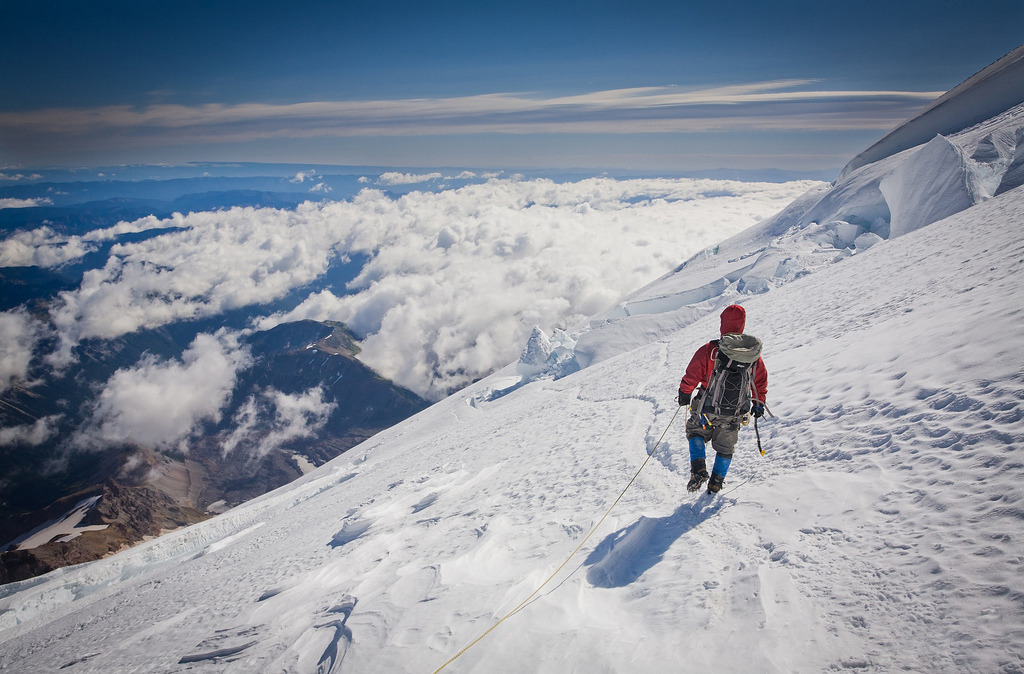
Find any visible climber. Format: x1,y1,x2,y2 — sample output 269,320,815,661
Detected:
677,304,767,493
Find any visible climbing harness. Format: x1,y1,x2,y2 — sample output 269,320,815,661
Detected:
431,406,683,674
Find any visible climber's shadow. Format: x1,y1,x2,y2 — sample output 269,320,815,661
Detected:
584,496,725,588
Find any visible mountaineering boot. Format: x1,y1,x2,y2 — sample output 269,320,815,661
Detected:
687,459,709,492
707,473,725,494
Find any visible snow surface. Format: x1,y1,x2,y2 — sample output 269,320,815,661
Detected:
880,134,982,238
2,75,1024,674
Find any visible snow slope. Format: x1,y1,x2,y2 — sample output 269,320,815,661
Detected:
0,181,1021,673
841,44,1024,178
1,66,1024,673
570,99,1024,371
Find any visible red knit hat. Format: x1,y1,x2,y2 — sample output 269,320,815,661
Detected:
720,304,746,335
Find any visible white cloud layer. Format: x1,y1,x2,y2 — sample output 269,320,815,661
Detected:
0,215,186,269
0,197,52,209
0,227,95,267
18,177,817,399
77,331,251,450
0,415,61,447
379,172,444,185
44,207,340,364
0,309,43,393
221,386,335,459
254,177,817,398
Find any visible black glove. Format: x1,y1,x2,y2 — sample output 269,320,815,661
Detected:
678,390,690,407
753,403,765,419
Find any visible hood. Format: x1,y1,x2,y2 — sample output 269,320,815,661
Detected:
720,304,746,335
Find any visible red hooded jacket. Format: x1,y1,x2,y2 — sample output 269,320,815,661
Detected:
679,304,768,403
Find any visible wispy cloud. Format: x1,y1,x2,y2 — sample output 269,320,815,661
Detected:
0,197,52,209
0,415,61,447
221,386,336,459
379,171,443,185
0,173,43,181
0,82,942,152
0,308,44,393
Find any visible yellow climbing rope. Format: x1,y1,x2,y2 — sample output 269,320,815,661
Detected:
431,405,683,673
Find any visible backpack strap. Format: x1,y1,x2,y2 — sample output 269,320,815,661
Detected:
691,341,718,418
706,340,719,388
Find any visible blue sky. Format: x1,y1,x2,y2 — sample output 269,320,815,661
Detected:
1,0,1021,171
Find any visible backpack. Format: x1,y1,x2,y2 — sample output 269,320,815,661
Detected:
693,333,762,418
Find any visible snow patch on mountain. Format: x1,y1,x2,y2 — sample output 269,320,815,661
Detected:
515,327,579,382
881,134,983,237
841,43,1024,177
996,126,1024,195
5,497,108,551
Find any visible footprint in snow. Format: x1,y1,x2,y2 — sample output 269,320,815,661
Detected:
329,518,371,548
177,625,262,665
411,492,438,514
315,596,358,674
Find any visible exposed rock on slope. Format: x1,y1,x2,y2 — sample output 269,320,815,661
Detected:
1,479,207,584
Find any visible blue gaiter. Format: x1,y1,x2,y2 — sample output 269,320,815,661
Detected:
712,454,732,477
688,436,706,462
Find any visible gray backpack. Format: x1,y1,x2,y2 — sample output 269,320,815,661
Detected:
693,333,762,418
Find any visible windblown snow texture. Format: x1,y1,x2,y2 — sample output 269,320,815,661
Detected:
2,66,1024,674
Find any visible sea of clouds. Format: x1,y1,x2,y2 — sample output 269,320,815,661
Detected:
2,176,819,407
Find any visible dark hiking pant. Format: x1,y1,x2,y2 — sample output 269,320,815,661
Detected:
685,411,740,459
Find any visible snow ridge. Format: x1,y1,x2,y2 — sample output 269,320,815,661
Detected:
841,44,1024,177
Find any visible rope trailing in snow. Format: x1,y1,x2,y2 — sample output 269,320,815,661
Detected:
431,405,683,673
